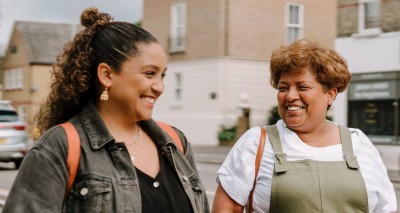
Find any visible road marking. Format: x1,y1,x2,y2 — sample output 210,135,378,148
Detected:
0,189,8,197
0,188,9,207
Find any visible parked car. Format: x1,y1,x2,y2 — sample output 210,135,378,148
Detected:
0,100,30,169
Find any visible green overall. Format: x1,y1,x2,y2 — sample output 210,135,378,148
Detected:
267,125,368,213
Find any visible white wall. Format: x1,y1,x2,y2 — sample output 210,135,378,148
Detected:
153,57,274,145
335,32,400,73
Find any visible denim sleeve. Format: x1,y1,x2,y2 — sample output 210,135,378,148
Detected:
3,140,68,212
185,142,211,213
175,129,210,213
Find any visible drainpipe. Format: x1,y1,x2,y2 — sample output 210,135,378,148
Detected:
394,101,399,143
224,0,229,56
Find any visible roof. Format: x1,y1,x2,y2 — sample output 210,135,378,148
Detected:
14,21,81,64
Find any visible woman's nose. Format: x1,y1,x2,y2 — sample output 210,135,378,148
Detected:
285,88,299,101
152,78,164,95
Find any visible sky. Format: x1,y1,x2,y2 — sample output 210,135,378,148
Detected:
0,0,142,54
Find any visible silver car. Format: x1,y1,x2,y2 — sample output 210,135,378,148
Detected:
0,100,29,169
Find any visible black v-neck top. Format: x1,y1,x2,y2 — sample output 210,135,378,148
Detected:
135,151,193,213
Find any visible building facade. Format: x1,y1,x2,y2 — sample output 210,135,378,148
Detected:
335,0,400,171
143,0,337,145
1,21,78,133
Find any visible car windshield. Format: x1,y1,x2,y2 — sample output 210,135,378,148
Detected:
0,110,19,122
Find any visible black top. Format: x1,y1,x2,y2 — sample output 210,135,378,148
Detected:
136,150,193,213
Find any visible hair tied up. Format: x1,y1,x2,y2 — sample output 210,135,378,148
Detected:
80,7,112,28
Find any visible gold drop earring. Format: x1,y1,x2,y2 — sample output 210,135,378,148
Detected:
100,87,109,101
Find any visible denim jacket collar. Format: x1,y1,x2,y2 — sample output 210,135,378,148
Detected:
79,102,179,152
79,102,114,150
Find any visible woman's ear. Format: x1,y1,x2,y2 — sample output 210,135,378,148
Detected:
97,63,112,87
327,87,338,105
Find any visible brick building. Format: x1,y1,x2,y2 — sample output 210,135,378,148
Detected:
143,0,337,145
1,21,79,133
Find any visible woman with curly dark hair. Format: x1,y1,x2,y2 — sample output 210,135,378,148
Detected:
4,7,209,213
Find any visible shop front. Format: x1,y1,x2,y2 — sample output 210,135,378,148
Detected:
347,71,400,144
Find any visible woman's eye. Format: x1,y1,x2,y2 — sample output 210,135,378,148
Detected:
298,86,309,91
161,72,167,79
278,87,287,92
145,71,156,77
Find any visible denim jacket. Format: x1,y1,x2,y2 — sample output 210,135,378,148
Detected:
4,103,210,213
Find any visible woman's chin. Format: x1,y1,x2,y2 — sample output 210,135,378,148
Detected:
284,120,304,130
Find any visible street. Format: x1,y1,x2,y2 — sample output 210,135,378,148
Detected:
1,145,400,212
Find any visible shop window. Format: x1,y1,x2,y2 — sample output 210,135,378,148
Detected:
348,100,399,143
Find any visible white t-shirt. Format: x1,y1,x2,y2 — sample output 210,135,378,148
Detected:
216,120,397,213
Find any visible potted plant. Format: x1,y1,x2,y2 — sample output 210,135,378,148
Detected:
218,125,237,146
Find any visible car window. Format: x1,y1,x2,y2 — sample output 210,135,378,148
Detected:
0,110,19,122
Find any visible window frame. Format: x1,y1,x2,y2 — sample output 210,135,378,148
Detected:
174,72,182,101
4,68,24,90
285,3,304,44
170,2,187,53
357,0,382,35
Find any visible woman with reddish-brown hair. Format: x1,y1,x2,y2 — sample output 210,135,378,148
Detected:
213,39,396,213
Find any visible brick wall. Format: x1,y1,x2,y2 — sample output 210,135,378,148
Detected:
381,0,400,32
144,0,337,61
338,0,400,37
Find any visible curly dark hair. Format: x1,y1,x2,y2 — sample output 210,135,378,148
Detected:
270,39,351,93
34,7,158,138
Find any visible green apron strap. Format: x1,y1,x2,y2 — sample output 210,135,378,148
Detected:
339,125,360,169
266,125,288,173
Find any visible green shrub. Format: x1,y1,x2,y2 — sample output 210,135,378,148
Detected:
268,106,280,125
218,125,236,141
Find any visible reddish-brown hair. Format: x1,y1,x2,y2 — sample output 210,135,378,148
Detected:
270,39,351,93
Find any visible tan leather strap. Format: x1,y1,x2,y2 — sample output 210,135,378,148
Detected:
247,126,267,212
59,122,81,196
157,121,184,153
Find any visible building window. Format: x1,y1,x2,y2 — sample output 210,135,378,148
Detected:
170,2,186,53
4,68,24,90
358,0,381,34
285,3,304,44
10,45,17,54
175,73,182,100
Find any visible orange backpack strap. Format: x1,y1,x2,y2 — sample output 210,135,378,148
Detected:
157,121,184,153
59,122,81,196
